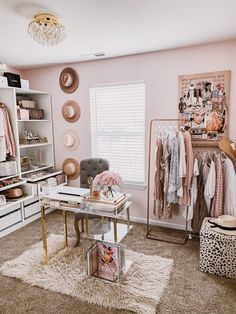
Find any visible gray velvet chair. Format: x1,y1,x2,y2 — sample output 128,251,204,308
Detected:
74,158,109,246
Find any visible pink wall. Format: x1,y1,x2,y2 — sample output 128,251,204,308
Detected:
22,39,236,228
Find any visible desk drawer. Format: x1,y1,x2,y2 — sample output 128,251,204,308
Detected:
24,197,40,219
0,205,22,232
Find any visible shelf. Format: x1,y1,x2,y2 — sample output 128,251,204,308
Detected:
19,143,52,149
81,221,133,244
15,87,49,95
21,165,53,175
0,174,20,181
192,141,219,147
17,119,51,122
0,180,26,192
23,169,63,183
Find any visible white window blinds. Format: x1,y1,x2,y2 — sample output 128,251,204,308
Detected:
90,81,145,186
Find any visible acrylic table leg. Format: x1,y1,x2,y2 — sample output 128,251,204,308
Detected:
113,218,118,242
63,210,68,248
40,205,48,264
85,214,89,235
126,207,130,226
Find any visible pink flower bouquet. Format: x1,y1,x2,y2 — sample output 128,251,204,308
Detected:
93,170,123,197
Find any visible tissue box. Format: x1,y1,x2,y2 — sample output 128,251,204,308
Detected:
20,79,30,90
0,76,8,87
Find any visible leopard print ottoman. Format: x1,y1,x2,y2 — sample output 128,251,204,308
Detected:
200,218,236,279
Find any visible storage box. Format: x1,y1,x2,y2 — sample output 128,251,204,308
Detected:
20,79,30,90
200,218,236,279
0,161,18,177
4,72,21,88
18,108,29,120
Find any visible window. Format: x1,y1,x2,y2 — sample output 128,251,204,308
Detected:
90,81,145,187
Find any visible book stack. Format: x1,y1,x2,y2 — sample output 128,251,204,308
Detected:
83,192,129,213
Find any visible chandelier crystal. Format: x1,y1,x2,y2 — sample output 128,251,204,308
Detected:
28,14,66,46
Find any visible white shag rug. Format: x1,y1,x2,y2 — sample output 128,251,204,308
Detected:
0,234,173,314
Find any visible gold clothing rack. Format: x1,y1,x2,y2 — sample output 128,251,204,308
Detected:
146,118,189,245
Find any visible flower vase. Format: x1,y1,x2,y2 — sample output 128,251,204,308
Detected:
102,186,115,199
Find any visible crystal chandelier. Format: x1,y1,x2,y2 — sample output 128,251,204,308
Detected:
28,14,66,46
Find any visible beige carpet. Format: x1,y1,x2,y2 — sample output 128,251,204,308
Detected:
0,234,173,314
0,211,235,314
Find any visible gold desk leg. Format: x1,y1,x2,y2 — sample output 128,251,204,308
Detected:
113,218,117,242
40,205,48,264
85,214,89,235
126,207,130,227
63,210,68,248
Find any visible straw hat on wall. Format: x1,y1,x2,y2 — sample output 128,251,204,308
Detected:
59,67,79,94
62,100,81,123
218,138,236,162
62,158,80,180
62,130,80,151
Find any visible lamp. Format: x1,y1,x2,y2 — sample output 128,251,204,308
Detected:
28,13,66,46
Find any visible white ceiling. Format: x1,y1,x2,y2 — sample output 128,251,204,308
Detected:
0,0,236,69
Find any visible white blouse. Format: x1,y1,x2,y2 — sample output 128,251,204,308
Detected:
222,158,236,216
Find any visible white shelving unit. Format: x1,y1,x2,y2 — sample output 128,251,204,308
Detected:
0,86,65,238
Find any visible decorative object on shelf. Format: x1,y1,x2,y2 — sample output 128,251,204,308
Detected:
178,70,231,145
62,158,80,180
0,161,18,177
3,187,23,199
0,177,22,188
93,170,123,199
20,156,31,172
18,100,36,109
17,95,45,120
4,72,21,88
28,13,66,46
56,174,66,185
19,130,48,145
62,129,79,150
20,79,30,90
59,67,79,93
62,100,81,122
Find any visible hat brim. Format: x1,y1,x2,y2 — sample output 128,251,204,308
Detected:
62,130,80,151
62,158,80,180
62,100,81,123
218,138,236,161
207,219,236,236
59,67,79,94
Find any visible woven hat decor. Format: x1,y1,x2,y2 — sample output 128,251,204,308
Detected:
62,100,81,123
59,67,79,94
62,158,80,180
62,130,80,151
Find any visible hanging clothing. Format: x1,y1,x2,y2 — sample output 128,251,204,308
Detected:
182,131,194,206
153,138,164,217
0,110,7,161
222,158,236,216
184,158,199,220
204,160,216,214
167,130,179,204
211,154,223,218
191,160,208,233
177,131,186,199
0,104,16,160
162,138,171,218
